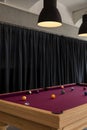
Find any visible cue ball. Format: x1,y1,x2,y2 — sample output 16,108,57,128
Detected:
28,90,32,94
22,96,27,101
51,94,56,99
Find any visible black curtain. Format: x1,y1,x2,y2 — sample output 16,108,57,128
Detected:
0,23,87,93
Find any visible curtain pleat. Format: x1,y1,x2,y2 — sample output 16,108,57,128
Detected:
0,23,87,93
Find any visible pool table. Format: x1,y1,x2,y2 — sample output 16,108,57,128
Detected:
0,83,87,130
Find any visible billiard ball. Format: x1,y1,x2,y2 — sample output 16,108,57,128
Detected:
22,96,27,101
61,85,64,89
71,87,74,91
51,94,56,99
83,87,86,90
24,102,30,105
28,90,32,94
61,90,65,94
26,90,32,95
36,90,39,93
84,91,87,96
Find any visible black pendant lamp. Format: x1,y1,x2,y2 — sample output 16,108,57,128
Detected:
37,0,62,28
78,14,87,36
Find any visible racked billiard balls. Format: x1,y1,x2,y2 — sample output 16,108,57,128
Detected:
22,96,27,101
51,94,56,99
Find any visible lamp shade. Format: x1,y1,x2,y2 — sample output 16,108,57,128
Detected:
78,14,87,36
37,0,62,28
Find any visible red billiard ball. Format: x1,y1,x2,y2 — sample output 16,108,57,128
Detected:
22,96,27,101
83,87,86,90
51,94,56,99
61,85,64,89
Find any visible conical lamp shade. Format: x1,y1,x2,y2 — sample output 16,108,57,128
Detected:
78,14,87,36
37,0,62,28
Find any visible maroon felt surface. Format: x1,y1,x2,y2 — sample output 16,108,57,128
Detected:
0,84,87,113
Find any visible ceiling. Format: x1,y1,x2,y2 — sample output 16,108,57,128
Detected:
1,0,87,27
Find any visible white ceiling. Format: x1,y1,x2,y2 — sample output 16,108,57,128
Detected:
1,0,87,27
58,0,87,11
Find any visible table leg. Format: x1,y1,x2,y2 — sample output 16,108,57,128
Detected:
0,122,8,130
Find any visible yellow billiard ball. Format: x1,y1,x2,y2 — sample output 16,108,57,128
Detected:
22,96,27,101
51,94,56,99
